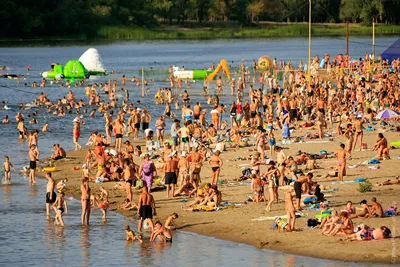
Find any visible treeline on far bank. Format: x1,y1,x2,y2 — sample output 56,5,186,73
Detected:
2,0,400,39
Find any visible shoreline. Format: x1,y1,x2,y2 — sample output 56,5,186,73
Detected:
2,23,400,42
40,128,400,264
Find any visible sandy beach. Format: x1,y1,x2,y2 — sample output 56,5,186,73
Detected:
39,128,400,264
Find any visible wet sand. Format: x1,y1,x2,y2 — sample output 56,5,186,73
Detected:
39,129,400,264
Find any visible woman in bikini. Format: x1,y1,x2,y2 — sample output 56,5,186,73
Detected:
81,177,91,225
321,210,340,234
328,211,354,236
256,129,266,161
155,116,166,144
208,150,223,185
264,161,280,212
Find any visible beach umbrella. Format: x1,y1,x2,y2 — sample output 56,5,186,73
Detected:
25,65,31,70
375,109,399,119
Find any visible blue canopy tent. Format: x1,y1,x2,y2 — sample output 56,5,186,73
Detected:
381,39,400,62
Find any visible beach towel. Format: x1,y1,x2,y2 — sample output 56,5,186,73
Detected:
384,206,397,217
252,212,304,221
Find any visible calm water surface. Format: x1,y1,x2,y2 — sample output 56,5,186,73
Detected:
0,38,395,266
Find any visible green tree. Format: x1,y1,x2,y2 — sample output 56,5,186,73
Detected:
247,0,264,23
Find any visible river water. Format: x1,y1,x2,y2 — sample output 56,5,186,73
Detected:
0,37,395,266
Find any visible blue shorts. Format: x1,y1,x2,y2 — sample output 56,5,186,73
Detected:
172,136,179,146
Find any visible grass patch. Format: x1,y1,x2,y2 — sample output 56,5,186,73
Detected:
94,24,400,40
358,180,373,193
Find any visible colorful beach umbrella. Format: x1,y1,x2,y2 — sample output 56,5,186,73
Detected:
375,109,399,119
25,65,31,70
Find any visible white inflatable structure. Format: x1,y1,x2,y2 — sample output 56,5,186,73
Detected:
78,48,106,75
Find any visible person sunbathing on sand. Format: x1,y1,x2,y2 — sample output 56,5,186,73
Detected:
347,225,391,241
174,175,195,197
377,176,400,186
120,198,138,210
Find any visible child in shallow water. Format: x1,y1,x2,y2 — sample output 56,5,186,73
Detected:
125,225,142,242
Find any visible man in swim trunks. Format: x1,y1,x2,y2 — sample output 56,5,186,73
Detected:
114,118,124,152
133,108,141,140
46,172,56,216
123,159,134,202
193,102,202,121
293,173,313,210
370,197,384,217
190,147,204,189
137,187,156,232
150,221,173,243
29,144,39,184
164,151,179,198
178,122,190,153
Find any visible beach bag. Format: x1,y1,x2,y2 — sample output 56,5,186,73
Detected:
307,219,319,227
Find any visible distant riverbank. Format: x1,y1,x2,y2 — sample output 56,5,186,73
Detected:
3,23,400,41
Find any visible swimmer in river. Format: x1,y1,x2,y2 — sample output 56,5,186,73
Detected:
52,192,68,226
2,156,17,184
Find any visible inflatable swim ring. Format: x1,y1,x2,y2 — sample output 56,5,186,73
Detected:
315,213,331,219
43,167,56,172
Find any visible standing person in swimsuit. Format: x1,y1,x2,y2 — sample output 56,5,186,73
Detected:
209,150,223,185
29,144,39,184
45,172,56,216
137,186,156,232
193,102,202,122
81,177,91,225
164,151,179,198
334,143,351,182
190,147,203,190
141,108,152,132
53,192,68,227
352,116,364,151
264,161,280,212
114,118,124,152
73,117,82,150
177,151,190,186
2,156,16,184
123,159,134,202
104,111,113,144
293,173,313,210
178,122,190,153
155,116,166,144
285,188,296,231
139,154,156,192
256,129,266,161
133,109,141,140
